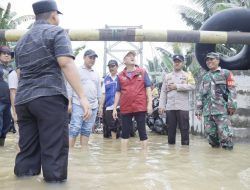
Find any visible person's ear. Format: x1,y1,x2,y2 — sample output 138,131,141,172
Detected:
50,11,58,23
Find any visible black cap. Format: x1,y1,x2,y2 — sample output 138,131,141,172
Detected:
32,0,62,15
107,59,118,66
173,54,184,62
205,52,220,60
0,46,14,58
84,49,98,57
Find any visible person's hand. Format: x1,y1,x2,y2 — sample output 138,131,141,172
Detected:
113,109,118,120
79,97,92,120
158,108,165,115
228,108,236,116
167,83,177,91
147,104,153,115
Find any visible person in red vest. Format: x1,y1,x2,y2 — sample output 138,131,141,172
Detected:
112,51,152,150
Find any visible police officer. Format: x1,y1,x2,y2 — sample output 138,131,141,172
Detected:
196,52,237,150
159,54,195,145
14,0,91,182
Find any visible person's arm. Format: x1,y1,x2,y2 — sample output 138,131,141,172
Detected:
98,93,105,117
176,71,196,91
146,87,153,114
195,81,204,120
8,71,18,122
158,74,167,115
226,71,237,115
66,82,73,113
97,76,102,107
112,91,121,119
143,71,153,114
57,56,91,120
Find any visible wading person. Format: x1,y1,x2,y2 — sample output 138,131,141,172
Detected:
68,49,101,148
0,46,18,146
14,0,91,182
99,59,119,139
159,54,195,145
196,52,237,150
112,51,152,149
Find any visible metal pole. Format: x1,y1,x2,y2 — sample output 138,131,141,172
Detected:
1,29,250,44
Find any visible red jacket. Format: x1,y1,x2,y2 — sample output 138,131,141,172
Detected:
118,67,147,114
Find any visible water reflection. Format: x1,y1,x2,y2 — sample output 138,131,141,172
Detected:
0,133,250,190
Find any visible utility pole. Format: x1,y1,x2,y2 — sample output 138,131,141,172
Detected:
103,25,143,77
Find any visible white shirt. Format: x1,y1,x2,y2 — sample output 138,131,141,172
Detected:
8,70,18,89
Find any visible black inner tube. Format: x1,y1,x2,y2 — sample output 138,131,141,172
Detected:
195,8,250,70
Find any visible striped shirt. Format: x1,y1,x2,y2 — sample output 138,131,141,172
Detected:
14,20,74,105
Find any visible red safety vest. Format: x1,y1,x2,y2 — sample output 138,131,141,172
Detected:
118,67,147,114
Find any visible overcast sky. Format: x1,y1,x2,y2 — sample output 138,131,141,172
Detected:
2,0,190,75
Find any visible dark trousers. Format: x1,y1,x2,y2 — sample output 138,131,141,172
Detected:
14,95,69,182
167,110,189,145
121,112,147,141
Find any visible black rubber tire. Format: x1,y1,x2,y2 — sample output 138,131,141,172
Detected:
195,8,250,70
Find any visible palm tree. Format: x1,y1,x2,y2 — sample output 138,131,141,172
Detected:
179,0,249,55
0,2,34,46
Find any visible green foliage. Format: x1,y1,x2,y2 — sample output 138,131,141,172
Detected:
178,0,249,81
0,2,34,46
73,45,86,57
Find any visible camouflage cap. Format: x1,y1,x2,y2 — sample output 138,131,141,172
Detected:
205,52,220,60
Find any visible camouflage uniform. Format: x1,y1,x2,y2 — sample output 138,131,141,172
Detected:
196,67,237,149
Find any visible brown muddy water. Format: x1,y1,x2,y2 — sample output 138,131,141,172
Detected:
0,133,250,190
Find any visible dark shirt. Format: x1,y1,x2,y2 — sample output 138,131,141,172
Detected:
14,20,74,105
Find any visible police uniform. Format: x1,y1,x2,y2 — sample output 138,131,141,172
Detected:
159,55,196,145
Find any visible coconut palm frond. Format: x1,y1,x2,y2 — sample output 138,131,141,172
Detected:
9,15,35,28
212,3,239,13
73,45,86,57
2,3,11,20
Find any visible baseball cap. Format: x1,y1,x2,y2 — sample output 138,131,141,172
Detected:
84,49,98,57
173,54,184,62
205,52,220,60
124,51,136,59
107,59,118,66
32,0,62,15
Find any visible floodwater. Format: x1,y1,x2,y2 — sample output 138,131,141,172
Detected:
1,132,250,190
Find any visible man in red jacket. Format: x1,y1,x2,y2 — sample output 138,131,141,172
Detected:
113,51,152,150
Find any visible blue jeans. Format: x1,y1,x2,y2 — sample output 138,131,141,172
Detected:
0,102,11,138
69,104,98,138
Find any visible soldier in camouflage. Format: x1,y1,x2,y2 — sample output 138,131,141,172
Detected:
196,52,237,150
